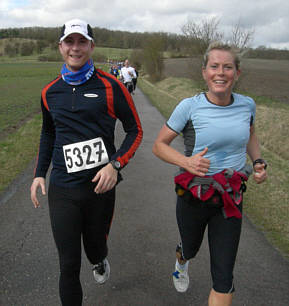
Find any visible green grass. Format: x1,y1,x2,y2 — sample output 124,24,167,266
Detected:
0,114,42,193
137,78,178,119
0,62,61,135
138,76,289,260
0,61,60,193
245,148,289,256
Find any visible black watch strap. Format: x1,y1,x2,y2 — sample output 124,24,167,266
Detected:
253,158,267,169
110,160,121,171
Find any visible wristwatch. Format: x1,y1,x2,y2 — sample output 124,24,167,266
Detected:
110,160,122,171
253,158,267,169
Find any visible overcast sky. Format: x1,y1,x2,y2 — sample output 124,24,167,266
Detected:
0,0,288,49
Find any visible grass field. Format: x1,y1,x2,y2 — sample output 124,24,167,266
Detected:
0,62,61,137
137,75,289,260
0,62,60,193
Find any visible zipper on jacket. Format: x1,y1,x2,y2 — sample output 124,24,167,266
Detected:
72,87,76,110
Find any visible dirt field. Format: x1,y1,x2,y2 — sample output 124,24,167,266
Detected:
163,58,289,104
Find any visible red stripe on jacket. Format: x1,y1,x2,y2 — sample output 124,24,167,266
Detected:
110,73,143,166
34,76,61,176
41,75,62,111
96,69,143,167
96,71,116,119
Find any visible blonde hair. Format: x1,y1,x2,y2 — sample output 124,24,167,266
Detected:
202,41,240,70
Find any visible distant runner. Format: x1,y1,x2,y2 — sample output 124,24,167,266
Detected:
110,64,119,79
153,42,267,306
120,59,136,94
30,18,143,306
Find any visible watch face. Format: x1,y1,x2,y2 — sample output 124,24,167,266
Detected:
115,161,121,169
112,160,121,170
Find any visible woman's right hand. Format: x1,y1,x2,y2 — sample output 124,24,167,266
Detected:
253,163,267,184
184,147,210,176
30,177,46,208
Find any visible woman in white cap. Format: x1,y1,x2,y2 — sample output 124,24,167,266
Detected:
30,19,142,306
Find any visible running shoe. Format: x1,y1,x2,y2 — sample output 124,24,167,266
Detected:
173,244,189,292
93,258,110,284
172,259,189,293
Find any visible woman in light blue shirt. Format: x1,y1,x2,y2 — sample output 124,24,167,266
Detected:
153,42,267,306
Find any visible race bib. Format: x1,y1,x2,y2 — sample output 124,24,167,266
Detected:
63,137,109,173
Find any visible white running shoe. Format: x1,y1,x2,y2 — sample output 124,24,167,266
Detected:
172,260,189,293
93,258,110,284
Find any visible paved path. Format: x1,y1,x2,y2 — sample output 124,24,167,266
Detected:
1,87,289,306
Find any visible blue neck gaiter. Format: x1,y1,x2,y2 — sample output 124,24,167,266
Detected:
61,59,94,85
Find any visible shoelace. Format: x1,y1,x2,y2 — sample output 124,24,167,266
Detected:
173,269,187,279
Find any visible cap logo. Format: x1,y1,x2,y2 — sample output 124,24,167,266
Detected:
59,19,93,42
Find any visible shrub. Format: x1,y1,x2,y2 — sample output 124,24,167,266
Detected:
129,49,144,70
143,36,164,82
20,41,35,56
4,43,17,57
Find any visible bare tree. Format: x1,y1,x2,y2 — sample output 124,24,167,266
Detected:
228,19,254,52
181,17,223,55
181,17,254,56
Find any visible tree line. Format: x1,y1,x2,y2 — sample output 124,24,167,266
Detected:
1,21,288,59
1,19,288,82
0,26,188,54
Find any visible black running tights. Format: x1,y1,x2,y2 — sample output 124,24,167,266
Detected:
48,183,115,306
176,195,242,293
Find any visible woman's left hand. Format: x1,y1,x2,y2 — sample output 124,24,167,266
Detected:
92,163,118,193
253,163,267,184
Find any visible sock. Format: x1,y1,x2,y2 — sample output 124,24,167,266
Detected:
176,260,189,272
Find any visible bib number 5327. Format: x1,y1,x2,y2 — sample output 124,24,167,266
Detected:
63,137,109,173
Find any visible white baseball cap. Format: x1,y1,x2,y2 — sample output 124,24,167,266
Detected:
59,19,94,42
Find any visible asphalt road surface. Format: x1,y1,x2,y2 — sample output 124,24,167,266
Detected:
1,87,289,306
